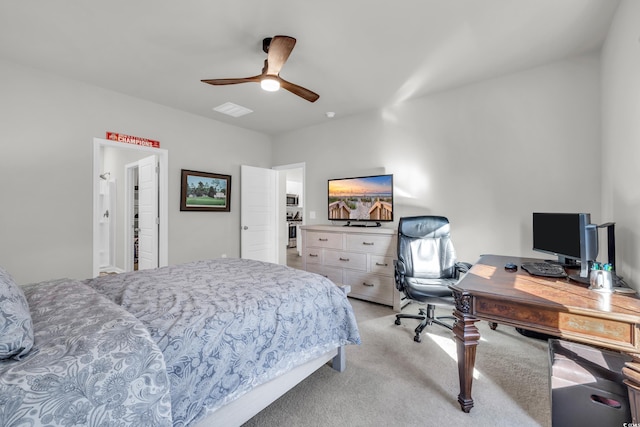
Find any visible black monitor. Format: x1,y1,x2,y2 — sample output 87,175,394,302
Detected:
532,212,598,279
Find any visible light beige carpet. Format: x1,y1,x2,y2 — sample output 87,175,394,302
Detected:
242,298,551,427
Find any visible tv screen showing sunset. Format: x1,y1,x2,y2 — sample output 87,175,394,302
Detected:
328,174,393,222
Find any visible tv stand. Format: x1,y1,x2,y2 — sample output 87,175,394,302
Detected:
344,221,382,228
300,225,404,311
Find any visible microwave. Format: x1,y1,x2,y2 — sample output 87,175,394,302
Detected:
286,194,299,206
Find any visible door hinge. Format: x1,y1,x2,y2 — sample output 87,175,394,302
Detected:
155,217,160,225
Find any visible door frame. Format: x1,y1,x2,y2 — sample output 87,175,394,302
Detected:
92,137,169,277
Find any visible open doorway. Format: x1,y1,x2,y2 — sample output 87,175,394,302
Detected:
92,138,169,277
273,162,305,269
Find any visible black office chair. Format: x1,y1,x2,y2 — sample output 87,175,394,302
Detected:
394,215,471,343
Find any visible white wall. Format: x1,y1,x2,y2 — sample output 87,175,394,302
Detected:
0,59,271,284
273,54,602,266
601,0,640,288
4,18,634,288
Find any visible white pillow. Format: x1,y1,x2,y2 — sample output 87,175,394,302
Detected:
0,266,34,359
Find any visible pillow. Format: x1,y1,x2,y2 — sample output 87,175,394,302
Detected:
0,266,34,359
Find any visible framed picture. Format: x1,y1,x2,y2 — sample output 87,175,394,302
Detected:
180,169,231,212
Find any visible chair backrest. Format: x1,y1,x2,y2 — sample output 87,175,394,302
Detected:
397,216,458,279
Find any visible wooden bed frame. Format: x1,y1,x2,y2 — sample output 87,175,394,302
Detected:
194,346,346,427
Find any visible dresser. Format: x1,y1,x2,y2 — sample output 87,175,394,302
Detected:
300,225,403,311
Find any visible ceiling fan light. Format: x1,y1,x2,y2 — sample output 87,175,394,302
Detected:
261,77,280,92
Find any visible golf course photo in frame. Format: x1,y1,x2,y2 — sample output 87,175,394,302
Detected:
180,169,231,212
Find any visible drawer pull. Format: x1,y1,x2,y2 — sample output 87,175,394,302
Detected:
375,262,388,267
309,253,319,258
318,238,329,241
362,242,374,246
362,282,375,287
339,257,350,262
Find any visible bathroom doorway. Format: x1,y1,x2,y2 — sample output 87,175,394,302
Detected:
92,137,168,277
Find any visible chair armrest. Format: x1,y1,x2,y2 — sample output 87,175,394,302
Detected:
394,259,406,291
394,259,406,275
455,262,472,275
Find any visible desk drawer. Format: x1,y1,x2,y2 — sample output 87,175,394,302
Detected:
345,271,393,304
475,296,636,352
324,251,367,271
346,234,394,255
306,231,342,249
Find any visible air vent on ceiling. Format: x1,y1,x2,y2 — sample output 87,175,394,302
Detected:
213,102,253,118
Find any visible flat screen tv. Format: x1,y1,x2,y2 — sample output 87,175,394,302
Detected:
328,174,393,225
532,212,598,279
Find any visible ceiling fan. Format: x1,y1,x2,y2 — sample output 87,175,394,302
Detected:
201,35,319,103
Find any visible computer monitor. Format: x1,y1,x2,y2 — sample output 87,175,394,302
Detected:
532,212,598,279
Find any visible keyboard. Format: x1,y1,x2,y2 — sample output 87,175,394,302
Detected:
521,262,567,278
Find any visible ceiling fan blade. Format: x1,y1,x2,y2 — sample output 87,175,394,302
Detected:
201,75,262,85
278,77,320,103
265,36,296,76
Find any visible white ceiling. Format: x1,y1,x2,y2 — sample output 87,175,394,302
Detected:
0,0,619,136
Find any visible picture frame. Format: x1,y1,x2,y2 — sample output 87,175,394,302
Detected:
180,169,231,212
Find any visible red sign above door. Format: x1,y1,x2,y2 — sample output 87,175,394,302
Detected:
106,132,160,148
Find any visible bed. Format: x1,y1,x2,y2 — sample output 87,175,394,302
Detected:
0,258,361,426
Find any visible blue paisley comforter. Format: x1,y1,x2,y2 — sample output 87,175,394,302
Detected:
85,258,361,427
0,279,173,427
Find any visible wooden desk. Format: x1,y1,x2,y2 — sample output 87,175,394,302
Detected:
450,254,640,416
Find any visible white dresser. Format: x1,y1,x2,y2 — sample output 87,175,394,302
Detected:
301,225,403,311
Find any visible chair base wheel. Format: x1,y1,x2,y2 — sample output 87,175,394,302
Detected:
394,303,455,343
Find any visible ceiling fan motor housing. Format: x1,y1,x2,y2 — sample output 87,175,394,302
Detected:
262,37,272,53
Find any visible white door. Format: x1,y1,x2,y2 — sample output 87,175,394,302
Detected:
123,162,138,272
137,155,158,270
241,165,279,263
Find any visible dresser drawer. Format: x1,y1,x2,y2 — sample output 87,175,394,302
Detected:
306,264,344,285
345,233,394,255
303,248,323,265
345,271,394,304
370,255,395,276
306,231,343,249
324,251,367,271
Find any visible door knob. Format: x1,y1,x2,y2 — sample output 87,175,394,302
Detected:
243,226,248,230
